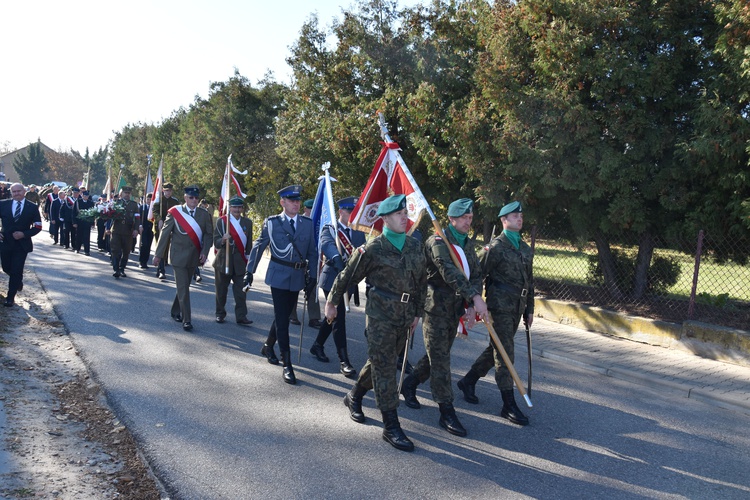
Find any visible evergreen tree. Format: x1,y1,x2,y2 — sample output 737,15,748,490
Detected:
13,141,50,185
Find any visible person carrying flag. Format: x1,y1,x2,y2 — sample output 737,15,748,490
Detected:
153,185,213,331
399,198,487,437
325,194,427,452
309,196,366,378
213,196,253,325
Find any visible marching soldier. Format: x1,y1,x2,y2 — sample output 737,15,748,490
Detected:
309,196,366,378
138,193,154,268
107,186,140,278
456,201,534,426
73,189,95,255
153,186,213,331
152,182,180,279
325,194,427,452
213,196,253,325
399,198,487,437
244,185,317,385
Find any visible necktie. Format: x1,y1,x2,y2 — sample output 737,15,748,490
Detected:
189,210,195,218
289,218,295,233
14,201,21,220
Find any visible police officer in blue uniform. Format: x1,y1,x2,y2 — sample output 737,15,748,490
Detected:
309,196,366,378
244,185,317,385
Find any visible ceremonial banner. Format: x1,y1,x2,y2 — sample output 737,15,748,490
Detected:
147,157,164,222
309,164,337,293
218,155,248,215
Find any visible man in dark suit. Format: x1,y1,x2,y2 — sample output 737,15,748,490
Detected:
309,196,366,378
73,190,95,255
49,190,66,246
153,186,213,331
59,189,76,249
244,185,317,385
138,193,154,268
0,183,42,306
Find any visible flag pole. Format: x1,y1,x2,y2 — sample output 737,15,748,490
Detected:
224,156,232,275
376,112,531,407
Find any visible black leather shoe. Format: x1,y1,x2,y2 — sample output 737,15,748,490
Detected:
113,272,120,278
381,410,414,452
309,343,329,363
281,351,296,385
457,374,479,404
338,348,356,378
438,403,467,437
119,270,127,278
500,390,529,426
183,322,193,331
140,265,149,269
289,317,301,326
308,319,322,329
261,344,279,365
400,374,421,409
4,299,14,307
344,384,367,423
216,316,225,323
172,313,182,322
236,318,253,326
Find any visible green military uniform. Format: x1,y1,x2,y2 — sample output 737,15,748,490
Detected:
331,195,426,452
109,188,140,276
458,200,534,426
213,199,253,324
152,185,180,277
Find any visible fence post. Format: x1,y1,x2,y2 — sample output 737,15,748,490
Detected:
687,229,704,319
530,225,537,254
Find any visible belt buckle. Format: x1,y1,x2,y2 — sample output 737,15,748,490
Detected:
400,293,410,303
521,289,528,297
294,262,303,270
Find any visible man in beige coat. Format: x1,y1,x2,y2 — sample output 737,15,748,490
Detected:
153,185,213,331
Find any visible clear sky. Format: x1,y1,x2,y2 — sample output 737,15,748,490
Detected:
2,0,418,155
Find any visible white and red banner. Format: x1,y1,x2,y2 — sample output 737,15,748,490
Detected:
349,141,428,235
218,155,247,216
147,157,164,222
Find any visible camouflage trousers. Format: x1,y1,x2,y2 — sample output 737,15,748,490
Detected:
411,311,462,404
470,310,522,391
355,315,411,411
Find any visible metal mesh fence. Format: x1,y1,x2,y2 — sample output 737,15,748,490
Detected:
529,226,750,331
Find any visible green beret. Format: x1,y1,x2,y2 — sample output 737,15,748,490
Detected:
229,196,244,207
376,194,407,216
498,201,522,217
303,199,314,209
447,198,473,217
120,186,132,193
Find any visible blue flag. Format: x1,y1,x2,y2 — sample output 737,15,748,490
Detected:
310,169,338,299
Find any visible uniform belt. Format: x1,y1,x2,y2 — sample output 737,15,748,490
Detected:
370,286,411,303
270,255,307,269
428,283,461,296
493,281,528,297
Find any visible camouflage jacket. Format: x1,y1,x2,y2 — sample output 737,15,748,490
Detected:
424,228,483,318
328,234,427,324
479,232,534,317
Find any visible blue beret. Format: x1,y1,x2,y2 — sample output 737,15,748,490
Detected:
337,196,357,210
184,185,200,197
303,199,314,209
447,198,473,217
376,194,407,216
499,201,522,217
278,185,302,200
229,196,244,207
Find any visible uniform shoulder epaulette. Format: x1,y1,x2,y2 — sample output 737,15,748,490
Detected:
299,214,311,220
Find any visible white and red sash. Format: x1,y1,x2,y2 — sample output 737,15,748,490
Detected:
336,225,355,258
219,215,248,263
436,237,472,338
169,206,203,252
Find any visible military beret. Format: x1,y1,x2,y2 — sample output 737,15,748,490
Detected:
120,186,132,193
499,201,522,217
162,183,174,189
447,198,473,217
337,196,357,210
229,196,244,207
277,185,302,200
376,194,407,216
303,199,314,209
184,185,200,197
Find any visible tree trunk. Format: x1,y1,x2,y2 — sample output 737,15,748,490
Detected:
594,231,624,301
632,230,655,300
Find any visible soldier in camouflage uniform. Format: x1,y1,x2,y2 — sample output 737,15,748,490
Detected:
325,194,427,452
399,198,487,437
107,186,140,278
457,201,534,426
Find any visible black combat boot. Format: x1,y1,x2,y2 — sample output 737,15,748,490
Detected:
457,369,480,404
381,410,414,452
337,348,357,378
438,402,467,437
399,373,421,409
343,383,368,423
260,343,279,365
500,389,529,426
280,351,296,385
309,342,329,362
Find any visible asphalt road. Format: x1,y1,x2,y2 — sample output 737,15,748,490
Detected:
29,235,750,499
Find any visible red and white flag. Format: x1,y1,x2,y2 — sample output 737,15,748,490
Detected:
349,142,428,235
147,157,164,222
218,155,247,216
